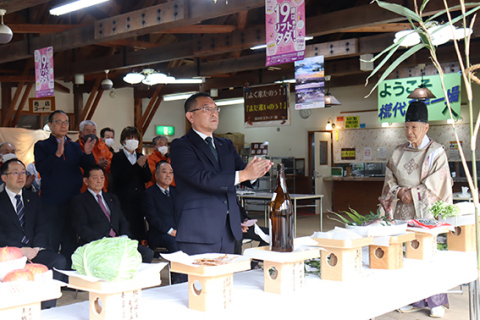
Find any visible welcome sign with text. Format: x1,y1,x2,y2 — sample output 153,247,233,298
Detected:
377,73,461,123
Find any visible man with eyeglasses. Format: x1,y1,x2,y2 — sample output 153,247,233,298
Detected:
170,93,273,256
0,159,66,308
34,110,95,268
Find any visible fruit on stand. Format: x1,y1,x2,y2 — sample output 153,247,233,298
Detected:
24,263,48,279
3,269,34,282
0,247,23,262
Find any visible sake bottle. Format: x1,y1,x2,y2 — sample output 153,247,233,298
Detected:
269,163,294,252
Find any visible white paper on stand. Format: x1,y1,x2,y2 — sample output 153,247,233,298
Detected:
161,251,249,267
311,226,363,240
254,224,270,244
373,236,391,247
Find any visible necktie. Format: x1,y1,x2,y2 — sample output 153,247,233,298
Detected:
164,189,170,197
205,137,218,162
97,194,116,237
15,195,29,244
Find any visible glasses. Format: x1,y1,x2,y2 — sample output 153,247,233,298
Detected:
52,120,70,126
4,171,27,176
190,106,221,114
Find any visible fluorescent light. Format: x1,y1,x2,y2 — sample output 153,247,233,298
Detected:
251,36,313,50
215,98,244,106
274,79,296,84
50,0,110,16
170,79,204,84
381,122,390,127
163,92,198,101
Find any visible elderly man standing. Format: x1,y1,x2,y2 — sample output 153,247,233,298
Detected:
77,120,113,192
379,101,452,318
146,135,171,188
34,110,95,267
170,93,273,255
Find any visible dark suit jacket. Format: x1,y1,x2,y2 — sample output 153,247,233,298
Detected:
0,189,48,248
142,185,176,235
70,191,131,245
170,129,255,244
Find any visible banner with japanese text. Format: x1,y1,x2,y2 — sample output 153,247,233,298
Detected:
265,0,306,66
244,83,290,128
34,46,54,98
294,55,324,109
377,73,461,122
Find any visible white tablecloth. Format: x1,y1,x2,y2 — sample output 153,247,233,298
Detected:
42,250,478,320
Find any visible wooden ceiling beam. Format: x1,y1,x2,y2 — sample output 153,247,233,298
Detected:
8,24,80,34
97,39,161,49
153,25,237,34
10,82,33,127
1,0,51,14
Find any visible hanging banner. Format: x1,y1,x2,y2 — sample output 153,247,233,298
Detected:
294,55,324,109
265,0,306,66
377,73,461,123
34,46,54,98
244,83,290,128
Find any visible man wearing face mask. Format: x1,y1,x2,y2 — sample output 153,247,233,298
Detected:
146,135,174,188
110,126,152,241
100,127,115,153
77,120,113,193
0,142,36,192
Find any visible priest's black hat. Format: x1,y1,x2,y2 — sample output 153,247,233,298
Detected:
405,101,428,123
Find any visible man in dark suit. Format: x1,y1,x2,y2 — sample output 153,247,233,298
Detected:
142,160,179,253
170,93,273,255
70,165,153,263
0,159,66,308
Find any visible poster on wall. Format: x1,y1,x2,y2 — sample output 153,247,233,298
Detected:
34,46,54,98
294,55,324,110
265,0,306,67
244,83,290,128
377,73,461,123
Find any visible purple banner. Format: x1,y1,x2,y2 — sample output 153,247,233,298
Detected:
34,46,54,98
265,0,306,67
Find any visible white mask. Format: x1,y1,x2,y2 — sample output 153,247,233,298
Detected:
124,139,139,152
104,138,115,147
158,146,168,155
1,153,17,163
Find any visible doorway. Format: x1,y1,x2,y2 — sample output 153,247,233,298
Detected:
309,131,333,213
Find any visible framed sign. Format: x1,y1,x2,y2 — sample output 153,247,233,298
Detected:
250,142,269,156
29,97,55,113
244,83,290,127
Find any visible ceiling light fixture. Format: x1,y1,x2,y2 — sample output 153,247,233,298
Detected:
163,92,198,101
250,36,314,50
101,70,113,90
50,0,110,16
325,118,335,130
0,9,13,44
123,69,203,85
407,64,436,100
394,21,473,47
215,98,244,106
324,75,341,107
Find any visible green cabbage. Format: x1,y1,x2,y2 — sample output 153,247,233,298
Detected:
72,237,141,281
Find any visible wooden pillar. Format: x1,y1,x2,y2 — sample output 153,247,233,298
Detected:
1,83,13,125
73,85,84,130
133,87,143,150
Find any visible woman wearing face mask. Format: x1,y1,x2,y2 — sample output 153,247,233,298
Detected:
146,135,175,188
110,126,152,242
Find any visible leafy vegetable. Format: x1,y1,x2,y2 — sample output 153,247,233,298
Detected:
429,201,460,220
329,208,394,226
72,237,141,282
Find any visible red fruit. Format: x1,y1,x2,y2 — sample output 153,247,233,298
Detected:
24,263,48,277
3,269,34,282
0,247,23,262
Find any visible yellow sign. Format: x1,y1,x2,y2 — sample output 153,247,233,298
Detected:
341,148,356,160
345,116,359,129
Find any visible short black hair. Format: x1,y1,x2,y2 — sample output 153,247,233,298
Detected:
100,127,115,138
120,126,141,145
84,165,105,178
48,110,68,123
184,92,211,113
0,159,25,175
155,160,170,172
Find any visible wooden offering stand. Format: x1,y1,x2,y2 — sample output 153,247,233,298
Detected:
369,233,415,269
447,224,476,252
67,264,163,320
244,246,321,294
313,237,374,281
0,281,61,320
170,257,251,312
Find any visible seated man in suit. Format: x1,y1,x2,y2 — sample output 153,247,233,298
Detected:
0,159,66,308
70,165,153,263
142,160,179,253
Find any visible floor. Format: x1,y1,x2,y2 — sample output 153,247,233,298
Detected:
56,209,471,319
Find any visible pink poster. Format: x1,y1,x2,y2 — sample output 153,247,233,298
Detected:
265,0,306,67
34,46,54,98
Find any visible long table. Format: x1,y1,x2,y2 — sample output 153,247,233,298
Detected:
237,192,324,235
42,250,478,320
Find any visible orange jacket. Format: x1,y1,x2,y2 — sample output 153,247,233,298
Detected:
146,150,175,188
78,138,113,192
